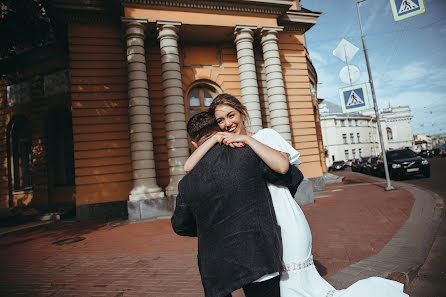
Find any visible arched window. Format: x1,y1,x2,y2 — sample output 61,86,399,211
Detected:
9,116,32,191
386,127,393,141
48,108,75,187
185,82,220,120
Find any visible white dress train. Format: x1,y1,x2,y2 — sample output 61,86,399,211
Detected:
252,129,408,297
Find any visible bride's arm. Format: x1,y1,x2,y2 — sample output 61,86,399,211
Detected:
184,133,221,173
218,132,290,174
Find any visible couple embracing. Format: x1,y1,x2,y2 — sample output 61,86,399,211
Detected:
172,93,408,297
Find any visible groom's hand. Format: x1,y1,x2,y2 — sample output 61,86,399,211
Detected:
216,132,246,148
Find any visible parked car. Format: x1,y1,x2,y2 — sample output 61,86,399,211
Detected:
345,159,353,167
357,156,370,173
376,148,430,180
364,156,379,176
329,160,345,171
418,149,432,158
351,158,361,172
438,143,446,157
431,148,440,156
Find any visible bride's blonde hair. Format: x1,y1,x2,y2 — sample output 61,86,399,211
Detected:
208,93,250,128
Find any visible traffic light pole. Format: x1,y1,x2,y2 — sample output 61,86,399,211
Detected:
357,0,394,191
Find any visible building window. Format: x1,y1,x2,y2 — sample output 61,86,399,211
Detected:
48,109,75,187
186,83,220,119
352,149,357,159
350,133,355,143
359,148,362,157
349,120,353,127
357,133,361,143
341,120,345,127
342,134,347,144
386,127,393,141
9,116,32,191
355,120,358,126
369,132,372,142
344,150,350,160
310,81,316,99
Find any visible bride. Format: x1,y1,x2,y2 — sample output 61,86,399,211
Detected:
184,93,408,297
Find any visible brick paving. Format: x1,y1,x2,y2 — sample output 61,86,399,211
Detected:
0,172,414,297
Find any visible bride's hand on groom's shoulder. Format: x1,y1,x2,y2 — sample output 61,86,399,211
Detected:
216,132,247,148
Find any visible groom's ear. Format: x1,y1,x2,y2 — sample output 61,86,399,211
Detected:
191,141,199,149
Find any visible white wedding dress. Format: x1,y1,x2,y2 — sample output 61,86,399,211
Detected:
252,129,408,297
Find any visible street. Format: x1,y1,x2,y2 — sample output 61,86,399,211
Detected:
403,157,446,297
347,156,446,296
0,172,415,297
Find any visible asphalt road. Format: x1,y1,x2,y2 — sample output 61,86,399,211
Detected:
391,157,446,297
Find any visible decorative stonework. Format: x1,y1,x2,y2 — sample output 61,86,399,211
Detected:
282,25,307,32
121,0,291,16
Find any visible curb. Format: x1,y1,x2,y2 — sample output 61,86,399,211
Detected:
327,172,444,289
0,220,56,237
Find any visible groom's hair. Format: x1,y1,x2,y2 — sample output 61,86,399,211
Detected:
187,111,219,143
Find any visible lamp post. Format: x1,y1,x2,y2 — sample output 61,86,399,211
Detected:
357,0,394,191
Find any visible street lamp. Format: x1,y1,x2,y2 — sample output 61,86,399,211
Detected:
356,0,394,191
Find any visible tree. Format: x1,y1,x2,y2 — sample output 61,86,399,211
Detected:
0,0,55,58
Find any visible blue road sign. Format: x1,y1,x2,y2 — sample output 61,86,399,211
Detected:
390,0,425,21
339,83,370,113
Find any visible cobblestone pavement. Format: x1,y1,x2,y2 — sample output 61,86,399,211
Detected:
0,172,414,297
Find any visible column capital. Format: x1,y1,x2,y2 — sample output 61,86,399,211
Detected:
121,17,148,24
234,24,257,32
157,20,182,40
261,26,284,35
234,25,257,44
157,20,182,28
260,26,284,46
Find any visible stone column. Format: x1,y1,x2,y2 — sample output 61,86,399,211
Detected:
157,20,189,197
123,18,167,221
260,26,292,143
234,25,263,133
123,18,164,200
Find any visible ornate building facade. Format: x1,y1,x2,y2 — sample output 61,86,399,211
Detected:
0,0,326,221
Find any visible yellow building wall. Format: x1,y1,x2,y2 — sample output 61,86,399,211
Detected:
279,32,324,178
68,23,132,206
124,8,278,27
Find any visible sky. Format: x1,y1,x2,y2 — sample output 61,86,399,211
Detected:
302,0,446,136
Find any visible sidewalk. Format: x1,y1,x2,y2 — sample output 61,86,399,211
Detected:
0,172,441,297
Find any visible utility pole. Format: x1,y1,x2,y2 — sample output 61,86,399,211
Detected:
357,0,394,191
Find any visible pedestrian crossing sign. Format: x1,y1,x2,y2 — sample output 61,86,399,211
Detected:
390,0,425,21
339,84,370,113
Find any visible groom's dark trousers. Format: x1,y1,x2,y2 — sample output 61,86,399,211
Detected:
223,275,280,297
171,144,303,297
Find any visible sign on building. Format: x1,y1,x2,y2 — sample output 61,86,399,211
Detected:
339,83,370,113
44,70,70,97
390,0,425,21
7,81,31,107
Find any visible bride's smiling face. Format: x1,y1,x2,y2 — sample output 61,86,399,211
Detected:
214,104,247,135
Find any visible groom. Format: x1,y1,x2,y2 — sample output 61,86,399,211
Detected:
171,111,303,297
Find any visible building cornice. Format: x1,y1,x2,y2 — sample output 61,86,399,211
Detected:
320,114,374,121
278,9,320,32
120,0,293,16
